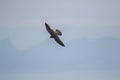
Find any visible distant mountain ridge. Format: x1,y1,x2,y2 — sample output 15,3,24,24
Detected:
0,37,120,73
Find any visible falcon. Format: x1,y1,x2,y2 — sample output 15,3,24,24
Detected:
45,22,65,47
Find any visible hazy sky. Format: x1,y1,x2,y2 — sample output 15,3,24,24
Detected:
0,0,120,80
0,0,120,50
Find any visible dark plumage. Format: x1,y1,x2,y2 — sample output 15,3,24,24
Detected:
45,22,65,47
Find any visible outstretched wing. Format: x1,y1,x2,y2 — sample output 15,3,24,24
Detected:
45,22,54,36
45,22,65,47
53,35,65,47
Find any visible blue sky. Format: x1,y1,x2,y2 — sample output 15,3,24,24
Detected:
0,0,120,50
0,0,120,80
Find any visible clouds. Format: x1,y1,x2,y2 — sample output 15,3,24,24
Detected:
52,18,120,41
0,27,48,50
51,18,120,27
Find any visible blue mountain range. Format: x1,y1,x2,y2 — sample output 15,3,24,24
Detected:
0,37,120,73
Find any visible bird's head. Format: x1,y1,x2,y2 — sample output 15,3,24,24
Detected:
55,29,62,36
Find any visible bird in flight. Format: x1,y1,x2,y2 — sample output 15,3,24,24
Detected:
45,22,65,47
